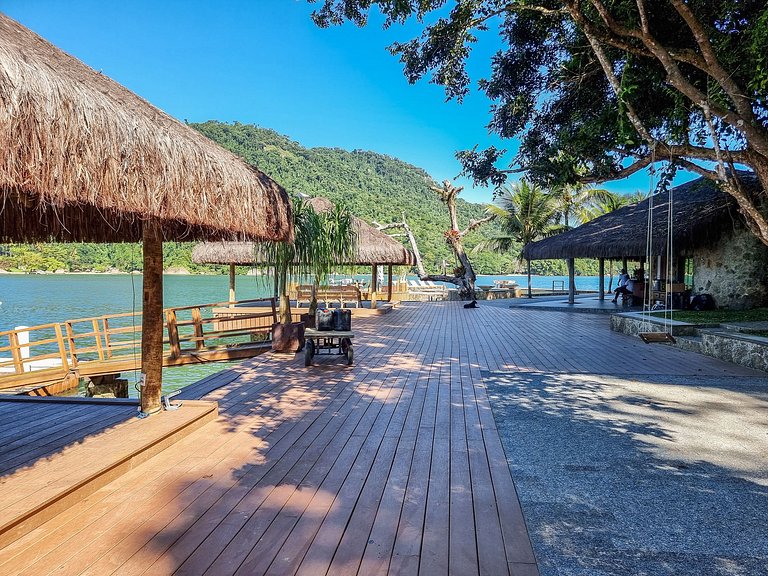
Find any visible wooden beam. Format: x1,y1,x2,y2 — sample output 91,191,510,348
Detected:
387,265,393,302
598,258,605,300
140,221,163,416
567,258,575,305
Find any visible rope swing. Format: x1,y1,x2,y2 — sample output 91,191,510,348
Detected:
639,147,676,344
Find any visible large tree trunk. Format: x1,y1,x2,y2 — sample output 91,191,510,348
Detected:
376,182,493,299
140,221,163,416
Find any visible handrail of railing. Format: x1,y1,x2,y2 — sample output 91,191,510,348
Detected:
169,297,275,313
1,297,279,378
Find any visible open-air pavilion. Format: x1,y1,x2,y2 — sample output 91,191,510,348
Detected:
192,196,417,308
0,12,292,411
522,175,764,307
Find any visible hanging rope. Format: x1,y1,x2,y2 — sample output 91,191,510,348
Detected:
639,146,676,344
642,145,656,331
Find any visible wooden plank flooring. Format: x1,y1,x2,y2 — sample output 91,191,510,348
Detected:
0,301,757,575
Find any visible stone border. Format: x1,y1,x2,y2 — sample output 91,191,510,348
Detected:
611,313,768,372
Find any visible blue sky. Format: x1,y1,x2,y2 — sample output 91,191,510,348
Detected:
5,0,660,204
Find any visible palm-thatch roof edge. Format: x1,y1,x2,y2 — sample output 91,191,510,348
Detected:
521,175,756,261
0,14,292,244
192,197,416,267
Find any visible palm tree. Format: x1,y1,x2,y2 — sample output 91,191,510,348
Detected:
260,197,356,326
580,189,646,222
550,181,614,229
475,180,561,298
578,190,647,290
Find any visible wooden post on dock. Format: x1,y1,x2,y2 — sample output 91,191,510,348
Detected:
229,264,236,307
370,264,378,310
141,221,164,416
387,265,393,302
567,258,576,305
598,258,605,300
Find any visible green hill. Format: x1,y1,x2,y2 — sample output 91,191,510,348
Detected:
191,121,518,274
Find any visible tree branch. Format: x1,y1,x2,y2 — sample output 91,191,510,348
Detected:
669,0,754,121
584,0,768,157
460,214,495,237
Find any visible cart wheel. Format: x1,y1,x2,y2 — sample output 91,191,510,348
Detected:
305,340,314,366
341,337,350,352
346,345,354,365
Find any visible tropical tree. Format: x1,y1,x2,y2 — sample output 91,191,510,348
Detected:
259,197,356,326
578,189,646,289
377,180,493,298
475,180,561,297
550,181,613,229
310,1,768,246
579,189,646,222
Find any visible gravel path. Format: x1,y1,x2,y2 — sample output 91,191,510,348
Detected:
486,370,768,576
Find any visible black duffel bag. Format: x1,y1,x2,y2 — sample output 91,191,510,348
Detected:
690,293,716,311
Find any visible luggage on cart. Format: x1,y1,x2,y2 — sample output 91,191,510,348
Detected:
333,309,351,331
315,308,334,331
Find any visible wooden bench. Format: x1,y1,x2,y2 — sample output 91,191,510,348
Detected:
295,285,362,308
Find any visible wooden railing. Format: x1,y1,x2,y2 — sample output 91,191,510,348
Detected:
0,323,70,377
0,298,278,392
167,298,277,359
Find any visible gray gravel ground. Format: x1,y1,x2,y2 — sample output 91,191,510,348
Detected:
485,371,768,576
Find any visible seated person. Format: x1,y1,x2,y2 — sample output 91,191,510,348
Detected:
611,269,631,303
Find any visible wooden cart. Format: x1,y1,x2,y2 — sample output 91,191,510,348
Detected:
304,328,354,366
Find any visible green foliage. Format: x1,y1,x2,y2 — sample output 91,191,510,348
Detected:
192,121,519,273
477,180,562,259
259,197,356,323
310,1,768,202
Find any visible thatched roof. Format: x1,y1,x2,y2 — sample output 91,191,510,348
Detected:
192,197,416,266
0,14,292,243
522,175,757,260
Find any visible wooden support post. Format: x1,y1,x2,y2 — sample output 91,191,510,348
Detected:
93,319,105,361
8,331,23,374
622,257,628,272
371,264,378,310
387,264,393,302
64,321,79,368
598,258,605,300
54,324,69,369
166,310,181,359
191,307,205,350
140,221,164,416
567,258,576,305
229,264,236,307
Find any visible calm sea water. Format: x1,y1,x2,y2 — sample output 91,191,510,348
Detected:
0,272,605,395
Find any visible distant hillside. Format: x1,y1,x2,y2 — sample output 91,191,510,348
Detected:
191,121,518,274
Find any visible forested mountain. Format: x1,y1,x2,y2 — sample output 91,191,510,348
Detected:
0,121,594,275
192,121,518,273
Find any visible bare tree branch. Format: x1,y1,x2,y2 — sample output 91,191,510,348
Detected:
461,214,496,236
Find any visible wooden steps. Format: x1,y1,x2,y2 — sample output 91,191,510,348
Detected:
0,398,217,549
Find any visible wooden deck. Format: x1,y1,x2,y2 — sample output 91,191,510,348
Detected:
2,300,752,575
0,397,217,550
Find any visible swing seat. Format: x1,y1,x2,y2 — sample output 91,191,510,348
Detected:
639,332,676,344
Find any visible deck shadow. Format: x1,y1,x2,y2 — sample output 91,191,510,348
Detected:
484,370,768,576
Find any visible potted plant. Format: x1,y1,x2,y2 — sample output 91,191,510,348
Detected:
259,197,355,352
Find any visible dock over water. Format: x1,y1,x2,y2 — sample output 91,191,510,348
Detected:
0,301,762,575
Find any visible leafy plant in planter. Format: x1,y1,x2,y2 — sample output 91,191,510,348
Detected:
258,197,355,352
